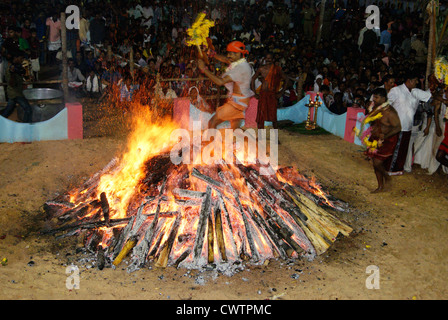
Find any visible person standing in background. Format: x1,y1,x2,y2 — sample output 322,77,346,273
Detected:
386,72,432,175
46,12,61,66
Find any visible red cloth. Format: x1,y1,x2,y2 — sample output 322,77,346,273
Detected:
439,124,448,153
256,90,277,126
384,131,411,172
366,134,399,161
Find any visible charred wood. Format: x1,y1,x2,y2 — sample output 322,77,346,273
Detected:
193,185,212,262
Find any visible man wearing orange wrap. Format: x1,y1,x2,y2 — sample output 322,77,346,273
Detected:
197,41,254,129
251,53,288,129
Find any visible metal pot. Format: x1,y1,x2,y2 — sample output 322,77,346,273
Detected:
19,88,65,122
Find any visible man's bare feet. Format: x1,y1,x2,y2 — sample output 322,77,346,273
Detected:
371,186,385,194
383,176,393,191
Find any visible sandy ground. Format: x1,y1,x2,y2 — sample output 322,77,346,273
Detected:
0,100,447,301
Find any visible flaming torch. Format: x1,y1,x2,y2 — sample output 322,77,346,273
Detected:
186,12,215,61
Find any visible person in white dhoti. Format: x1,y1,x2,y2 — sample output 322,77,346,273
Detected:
386,72,432,175
413,77,448,174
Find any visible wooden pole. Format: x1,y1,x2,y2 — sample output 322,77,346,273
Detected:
130,47,134,82
425,1,437,90
316,0,327,47
61,12,69,98
107,45,112,61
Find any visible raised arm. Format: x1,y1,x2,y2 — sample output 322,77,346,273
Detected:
197,58,232,87
213,53,231,65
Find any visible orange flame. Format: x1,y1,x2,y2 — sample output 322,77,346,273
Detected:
96,101,180,220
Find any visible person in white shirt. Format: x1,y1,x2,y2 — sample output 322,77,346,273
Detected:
386,72,432,174
67,58,85,89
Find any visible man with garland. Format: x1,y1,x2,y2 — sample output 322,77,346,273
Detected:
365,88,402,193
197,41,254,130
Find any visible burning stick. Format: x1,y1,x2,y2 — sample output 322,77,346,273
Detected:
246,206,288,260
112,215,136,260
218,192,238,258
258,197,307,257
218,171,260,262
127,177,168,272
207,209,215,264
214,201,227,262
41,217,131,236
174,249,191,269
172,188,206,199
193,186,212,262
56,200,101,222
291,188,352,238
113,236,138,267
100,192,110,226
191,168,223,189
155,213,182,268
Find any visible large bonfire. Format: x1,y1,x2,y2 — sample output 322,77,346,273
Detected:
42,91,352,274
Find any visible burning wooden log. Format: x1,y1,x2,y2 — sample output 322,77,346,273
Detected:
42,217,131,236
55,200,101,222
155,212,182,268
191,167,223,189
42,145,353,272
193,185,212,262
172,188,205,199
218,171,260,262
246,206,288,260
174,249,191,269
113,236,138,267
214,201,227,262
127,177,168,272
112,215,136,260
207,209,215,264
291,187,352,237
100,192,110,226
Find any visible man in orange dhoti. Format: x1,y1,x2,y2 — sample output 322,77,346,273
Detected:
251,53,289,129
197,41,254,129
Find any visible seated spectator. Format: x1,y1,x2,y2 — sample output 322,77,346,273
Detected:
320,85,334,108
329,92,346,115
75,51,89,76
66,58,86,96
135,51,147,67
352,94,366,109
85,69,105,99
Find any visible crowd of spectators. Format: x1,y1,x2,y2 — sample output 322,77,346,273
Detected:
0,0,446,111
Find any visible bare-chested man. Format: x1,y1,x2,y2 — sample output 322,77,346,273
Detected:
366,88,402,193
251,52,288,129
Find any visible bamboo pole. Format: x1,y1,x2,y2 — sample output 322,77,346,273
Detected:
426,1,437,89
316,0,327,47
107,45,112,61
112,236,138,266
60,12,69,98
